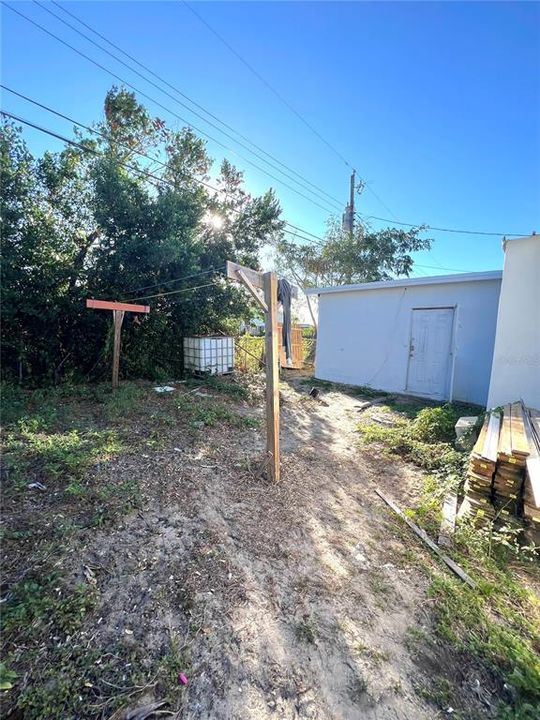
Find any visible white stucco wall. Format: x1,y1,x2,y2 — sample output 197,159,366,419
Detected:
487,235,540,409
313,277,502,406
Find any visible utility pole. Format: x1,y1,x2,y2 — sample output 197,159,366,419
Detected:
342,169,356,237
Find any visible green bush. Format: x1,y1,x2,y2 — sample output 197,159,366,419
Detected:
412,404,462,443
235,335,265,373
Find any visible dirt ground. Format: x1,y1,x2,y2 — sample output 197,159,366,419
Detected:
2,372,527,719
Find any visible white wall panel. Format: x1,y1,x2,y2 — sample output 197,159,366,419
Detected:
314,278,501,405
488,236,540,409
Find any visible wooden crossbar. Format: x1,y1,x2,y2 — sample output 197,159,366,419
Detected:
86,299,150,313
86,297,151,388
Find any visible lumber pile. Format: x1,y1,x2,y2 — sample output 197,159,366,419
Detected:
460,413,499,526
460,402,540,545
493,403,527,516
523,408,540,544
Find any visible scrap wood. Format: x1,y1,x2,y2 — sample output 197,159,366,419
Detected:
356,395,394,412
107,700,170,720
510,402,530,457
374,487,476,589
498,404,513,457
438,492,458,548
471,414,489,458
484,413,501,462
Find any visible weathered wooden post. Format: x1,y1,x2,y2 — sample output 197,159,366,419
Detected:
86,299,150,389
225,261,297,482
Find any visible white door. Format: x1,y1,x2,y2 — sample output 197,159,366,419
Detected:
406,308,454,399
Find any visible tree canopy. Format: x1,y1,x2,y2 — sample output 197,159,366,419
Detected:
274,217,432,328
1,87,284,383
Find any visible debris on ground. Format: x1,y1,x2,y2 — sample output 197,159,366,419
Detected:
356,395,391,412
27,481,46,491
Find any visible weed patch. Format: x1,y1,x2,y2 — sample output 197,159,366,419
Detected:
354,642,390,665
3,428,123,486
427,573,540,713
358,403,467,472
103,384,146,421
294,617,317,644
176,393,259,429
2,572,96,640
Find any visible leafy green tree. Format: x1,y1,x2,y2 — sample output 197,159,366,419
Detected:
275,217,431,330
1,87,284,384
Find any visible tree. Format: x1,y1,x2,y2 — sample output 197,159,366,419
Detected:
275,217,432,330
1,87,285,384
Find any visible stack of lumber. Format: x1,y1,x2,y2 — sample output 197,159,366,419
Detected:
493,403,528,516
459,402,540,545
523,408,540,544
460,413,499,526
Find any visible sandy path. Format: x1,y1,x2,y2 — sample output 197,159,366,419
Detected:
73,378,491,719
176,380,436,719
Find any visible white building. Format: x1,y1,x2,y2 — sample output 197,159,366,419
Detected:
487,234,540,409
307,235,539,408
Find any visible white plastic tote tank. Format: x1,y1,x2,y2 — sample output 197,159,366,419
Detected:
183,336,235,375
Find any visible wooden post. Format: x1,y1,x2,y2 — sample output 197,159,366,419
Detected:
225,261,297,483
112,310,125,389
86,300,149,389
263,271,280,483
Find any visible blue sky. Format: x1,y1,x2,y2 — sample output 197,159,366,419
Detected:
2,1,539,276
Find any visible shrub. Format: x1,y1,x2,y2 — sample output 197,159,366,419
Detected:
411,404,461,443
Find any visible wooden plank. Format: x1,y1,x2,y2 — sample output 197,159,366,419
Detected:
87,298,150,314
484,413,501,462
438,492,458,548
264,271,280,483
225,261,298,298
374,488,476,589
236,269,268,313
112,310,125,389
226,260,264,289
472,415,489,458
510,402,530,457
498,404,512,458
523,410,540,507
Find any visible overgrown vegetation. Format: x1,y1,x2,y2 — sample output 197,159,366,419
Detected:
358,402,474,472
1,88,285,385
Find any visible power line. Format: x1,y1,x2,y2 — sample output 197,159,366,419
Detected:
1,110,100,154
124,281,220,304
124,268,222,297
34,0,342,213
0,89,328,246
2,86,249,198
364,185,400,221
5,2,339,216
181,0,354,171
46,0,343,211
360,213,528,238
2,110,509,277
180,0,534,239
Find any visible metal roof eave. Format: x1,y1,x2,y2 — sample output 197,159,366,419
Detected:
305,270,503,296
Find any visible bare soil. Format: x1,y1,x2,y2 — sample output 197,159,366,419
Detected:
1,373,514,719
